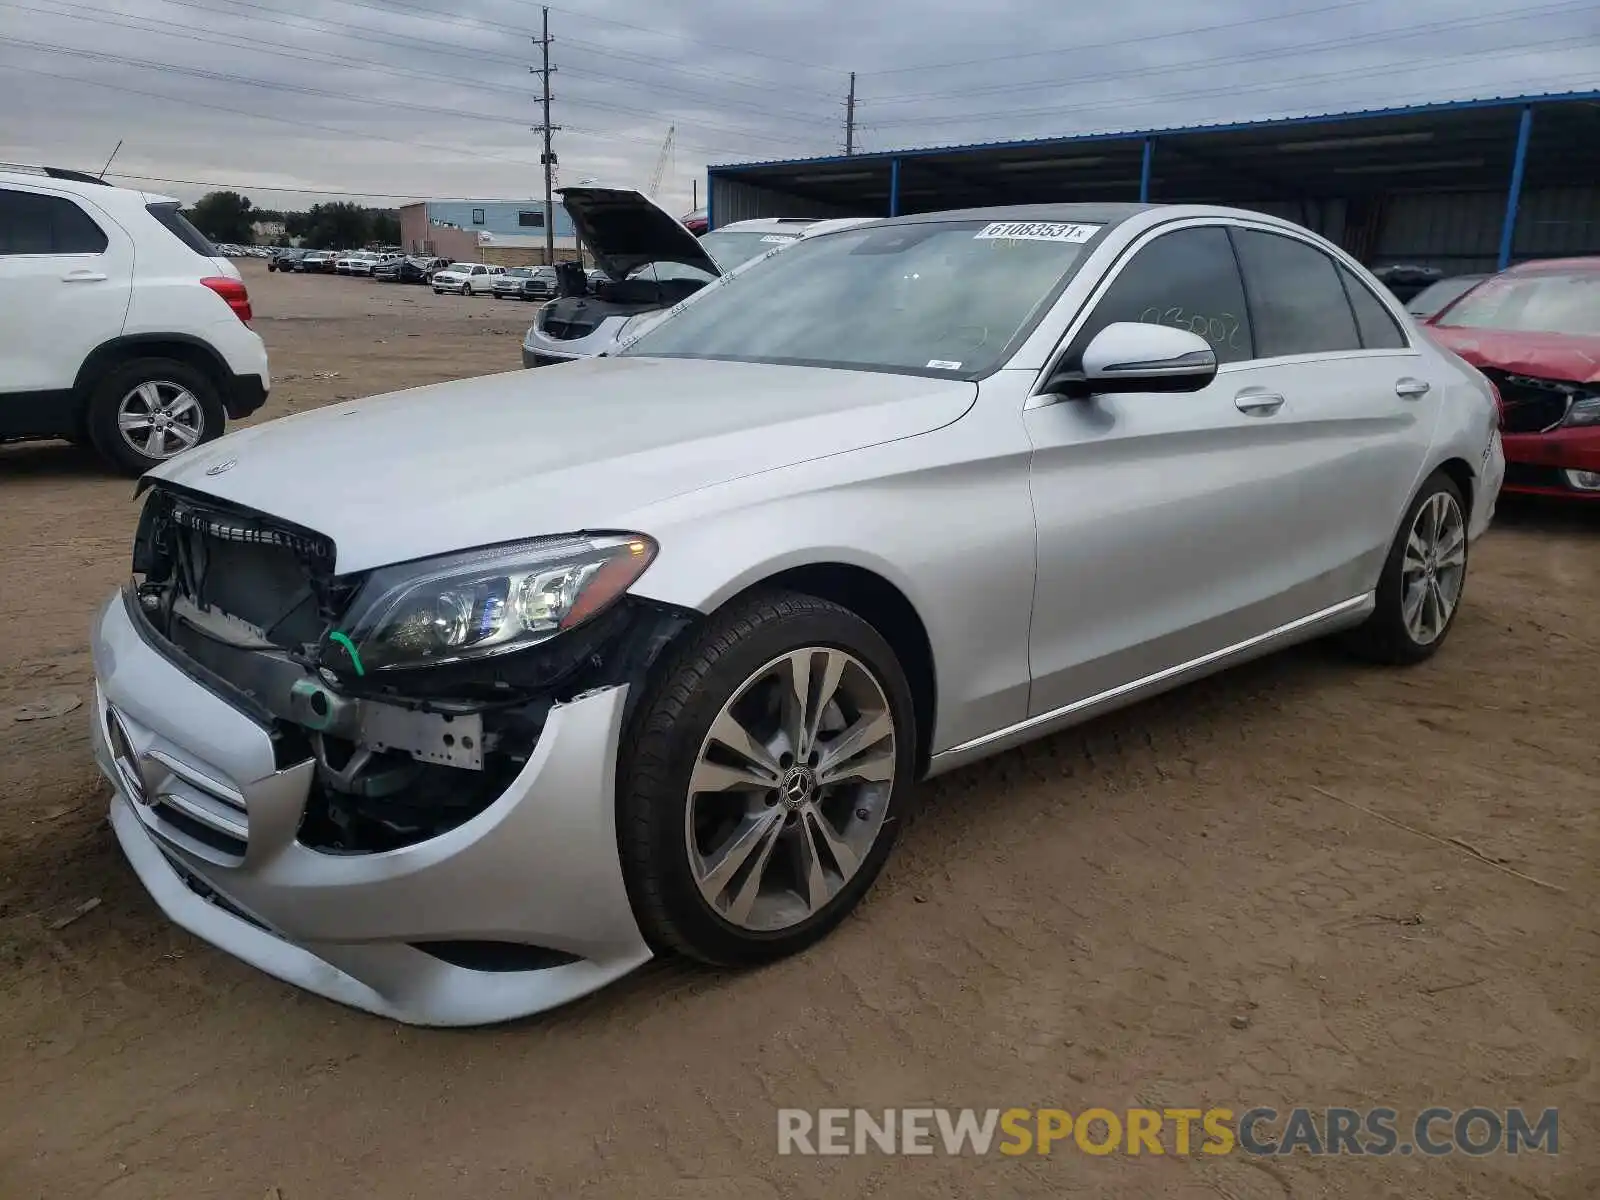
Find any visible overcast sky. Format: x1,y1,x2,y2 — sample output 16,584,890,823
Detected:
1,0,1595,215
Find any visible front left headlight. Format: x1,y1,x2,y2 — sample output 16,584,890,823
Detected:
1562,396,1600,427
327,533,656,674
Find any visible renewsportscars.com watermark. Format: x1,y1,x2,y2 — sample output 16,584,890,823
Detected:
777,1107,1560,1157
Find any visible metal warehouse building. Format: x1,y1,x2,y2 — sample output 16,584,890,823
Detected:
705,91,1600,272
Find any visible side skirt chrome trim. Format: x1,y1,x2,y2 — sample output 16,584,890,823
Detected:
928,593,1374,776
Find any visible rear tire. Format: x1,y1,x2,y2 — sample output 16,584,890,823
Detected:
86,357,224,476
619,590,916,967
1342,469,1469,664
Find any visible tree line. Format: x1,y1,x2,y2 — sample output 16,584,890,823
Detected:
185,190,402,249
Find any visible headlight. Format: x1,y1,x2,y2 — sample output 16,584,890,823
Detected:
1563,396,1600,427
327,533,656,673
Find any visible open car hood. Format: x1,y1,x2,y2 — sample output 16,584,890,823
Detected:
559,185,718,280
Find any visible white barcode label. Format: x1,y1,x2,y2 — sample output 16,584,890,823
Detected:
974,221,1100,243
926,359,963,370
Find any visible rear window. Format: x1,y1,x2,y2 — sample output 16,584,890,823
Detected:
146,202,217,257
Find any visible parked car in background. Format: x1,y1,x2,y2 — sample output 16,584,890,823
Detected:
268,248,306,272
432,262,504,295
523,185,870,367
492,265,537,298
1406,273,1488,320
1425,257,1600,500
300,250,336,273
335,251,375,275
518,265,561,301
1371,263,1445,304
89,203,1502,1026
373,255,450,284
681,206,708,235
0,165,270,474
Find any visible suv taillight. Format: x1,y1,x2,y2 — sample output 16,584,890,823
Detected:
201,276,252,324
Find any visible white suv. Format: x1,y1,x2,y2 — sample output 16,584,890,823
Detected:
431,262,504,295
0,165,271,475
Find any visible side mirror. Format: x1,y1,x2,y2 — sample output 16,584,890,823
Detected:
1045,322,1218,398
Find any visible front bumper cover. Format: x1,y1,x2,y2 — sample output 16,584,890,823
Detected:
90,590,652,1027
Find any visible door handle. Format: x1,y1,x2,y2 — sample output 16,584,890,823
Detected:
1395,377,1431,399
61,270,108,282
1234,389,1285,416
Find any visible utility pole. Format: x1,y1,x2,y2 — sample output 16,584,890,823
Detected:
845,71,857,155
532,6,559,265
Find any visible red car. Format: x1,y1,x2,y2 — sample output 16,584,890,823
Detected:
1425,258,1600,500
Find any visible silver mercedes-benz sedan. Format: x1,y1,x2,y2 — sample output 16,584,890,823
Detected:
91,204,1505,1026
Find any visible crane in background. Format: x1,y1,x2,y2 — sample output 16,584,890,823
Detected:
649,125,675,199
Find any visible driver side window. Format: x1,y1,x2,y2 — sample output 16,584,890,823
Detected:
1070,225,1254,366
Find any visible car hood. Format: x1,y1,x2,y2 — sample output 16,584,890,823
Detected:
148,356,977,573
560,185,717,280
1426,325,1600,384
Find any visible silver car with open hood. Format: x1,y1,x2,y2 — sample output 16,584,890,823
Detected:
522,184,866,367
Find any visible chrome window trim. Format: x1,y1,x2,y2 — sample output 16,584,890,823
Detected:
1026,214,1418,406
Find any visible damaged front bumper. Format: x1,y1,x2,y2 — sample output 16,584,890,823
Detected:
90,588,654,1026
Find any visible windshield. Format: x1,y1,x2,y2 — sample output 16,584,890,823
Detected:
627,260,716,284
506,267,534,278
1435,271,1600,337
698,229,802,273
1407,276,1483,318
621,218,1102,377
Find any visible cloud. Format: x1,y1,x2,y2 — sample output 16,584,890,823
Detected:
0,0,1591,214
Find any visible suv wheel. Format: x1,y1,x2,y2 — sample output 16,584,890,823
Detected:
87,357,224,475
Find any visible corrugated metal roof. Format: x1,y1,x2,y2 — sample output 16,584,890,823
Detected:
709,89,1600,171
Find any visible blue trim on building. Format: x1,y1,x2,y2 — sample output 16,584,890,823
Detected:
889,158,901,217
1139,138,1154,204
707,90,1600,172
706,169,716,232
1498,105,1535,271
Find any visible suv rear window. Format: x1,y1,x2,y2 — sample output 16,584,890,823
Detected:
146,202,218,257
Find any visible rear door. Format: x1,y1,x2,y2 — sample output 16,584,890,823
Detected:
1226,224,1438,606
0,184,134,405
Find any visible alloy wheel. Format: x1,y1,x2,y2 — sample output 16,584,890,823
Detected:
1401,491,1466,645
116,381,204,460
685,647,897,932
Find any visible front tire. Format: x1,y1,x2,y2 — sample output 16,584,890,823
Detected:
619,591,916,967
463,282,474,297
1343,469,1469,664
86,357,224,476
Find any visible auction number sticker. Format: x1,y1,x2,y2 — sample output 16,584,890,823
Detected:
760,234,799,244
974,221,1100,243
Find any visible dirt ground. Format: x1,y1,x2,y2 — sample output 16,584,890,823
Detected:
0,261,1594,1199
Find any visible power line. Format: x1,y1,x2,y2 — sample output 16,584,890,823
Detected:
868,0,1385,75
537,2,838,74
867,0,1595,105
100,170,538,202
315,0,841,99
4,0,828,128
0,60,539,164
0,35,812,151
870,33,1591,129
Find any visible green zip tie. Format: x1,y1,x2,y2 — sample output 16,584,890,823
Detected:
328,631,364,676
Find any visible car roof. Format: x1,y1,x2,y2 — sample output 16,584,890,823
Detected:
714,216,847,233
872,202,1151,228
1505,256,1600,274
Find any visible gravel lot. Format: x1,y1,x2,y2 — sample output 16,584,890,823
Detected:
0,261,1594,1199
